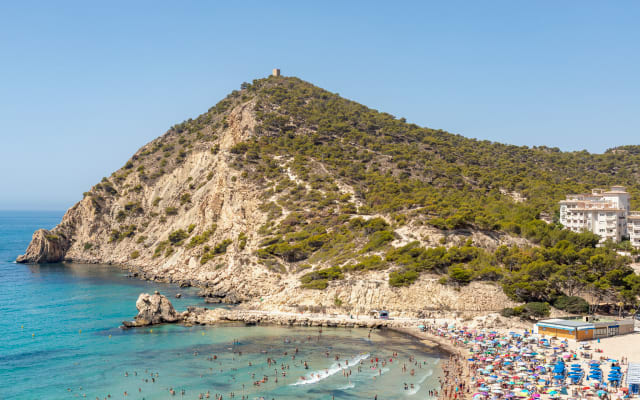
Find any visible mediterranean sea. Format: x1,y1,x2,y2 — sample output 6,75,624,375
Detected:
0,211,443,399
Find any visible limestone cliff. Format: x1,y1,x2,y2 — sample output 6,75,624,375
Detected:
18,75,535,315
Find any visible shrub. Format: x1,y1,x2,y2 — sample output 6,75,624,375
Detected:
130,250,140,259
300,266,343,289
186,225,216,248
230,142,249,154
523,302,550,318
180,193,191,204
302,279,328,290
238,232,248,250
448,265,474,285
83,242,93,251
552,295,589,314
153,240,170,258
362,230,394,252
389,270,419,287
214,239,233,254
165,207,178,216
168,229,189,245
200,239,233,264
116,210,126,222
343,255,386,271
500,307,520,318
363,217,389,234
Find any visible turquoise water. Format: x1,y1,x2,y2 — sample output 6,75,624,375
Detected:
0,211,443,399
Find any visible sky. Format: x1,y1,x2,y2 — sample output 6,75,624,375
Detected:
0,1,638,210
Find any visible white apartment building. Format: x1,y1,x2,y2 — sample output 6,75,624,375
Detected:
629,212,640,248
559,186,636,245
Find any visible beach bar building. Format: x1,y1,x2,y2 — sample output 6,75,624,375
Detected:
534,318,634,341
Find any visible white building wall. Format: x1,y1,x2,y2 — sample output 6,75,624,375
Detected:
558,187,637,246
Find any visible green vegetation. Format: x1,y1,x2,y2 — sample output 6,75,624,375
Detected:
238,232,248,250
186,225,216,249
180,193,191,204
200,239,233,264
552,295,590,314
130,250,140,259
501,302,551,319
109,225,136,242
83,242,93,251
168,229,189,245
300,266,343,289
165,207,178,216
153,240,171,258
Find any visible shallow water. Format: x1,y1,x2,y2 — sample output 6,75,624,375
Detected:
0,211,443,399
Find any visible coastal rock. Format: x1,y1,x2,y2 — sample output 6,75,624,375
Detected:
124,292,180,327
16,229,70,263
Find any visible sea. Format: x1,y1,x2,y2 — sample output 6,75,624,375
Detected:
0,211,444,400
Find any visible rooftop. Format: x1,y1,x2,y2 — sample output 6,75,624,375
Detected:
537,318,592,328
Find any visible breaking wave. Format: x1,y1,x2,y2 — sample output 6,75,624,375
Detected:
290,353,370,386
417,369,433,383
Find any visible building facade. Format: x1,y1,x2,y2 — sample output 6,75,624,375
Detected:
559,186,639,246
534,318,635,341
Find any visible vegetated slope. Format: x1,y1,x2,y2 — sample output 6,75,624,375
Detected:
18,76,640,316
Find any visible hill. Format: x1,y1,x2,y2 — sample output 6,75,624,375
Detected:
18,75,640,316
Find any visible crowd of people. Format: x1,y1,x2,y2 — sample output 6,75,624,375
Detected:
421,321,636,400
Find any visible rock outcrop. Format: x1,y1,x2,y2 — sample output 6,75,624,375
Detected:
123,291,180,327
16,229,70,263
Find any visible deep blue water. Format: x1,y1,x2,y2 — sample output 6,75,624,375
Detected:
0,211,442,399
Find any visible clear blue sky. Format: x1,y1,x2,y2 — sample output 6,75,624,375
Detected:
1,1,638,210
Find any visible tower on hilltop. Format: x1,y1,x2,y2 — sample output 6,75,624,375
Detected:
272,68,280,77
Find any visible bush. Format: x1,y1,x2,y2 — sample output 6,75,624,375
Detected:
343,255,386,271
363,217,389,234
168,229,189,245
523,302,550,318
214,239,233,254
448,265,474,285
83,242,93,251
165,207,178,216
389,270,419,287
500,307,519,318
180,193,191,204
552,295,589,314
362,230,394,252
300,266,344,289
186,225,216,248
238,232,248,250
130,250,140,259
200,239,233,264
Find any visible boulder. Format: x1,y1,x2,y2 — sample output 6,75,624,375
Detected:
123,292,180,327
16,229,70,263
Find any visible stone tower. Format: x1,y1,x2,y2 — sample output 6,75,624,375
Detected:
272,68,280,77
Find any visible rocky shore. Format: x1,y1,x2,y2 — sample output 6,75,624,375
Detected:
122,291,505,361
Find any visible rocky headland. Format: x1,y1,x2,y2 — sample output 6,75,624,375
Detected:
19,75,638,319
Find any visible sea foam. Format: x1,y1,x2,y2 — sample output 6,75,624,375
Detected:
290,353,370,386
